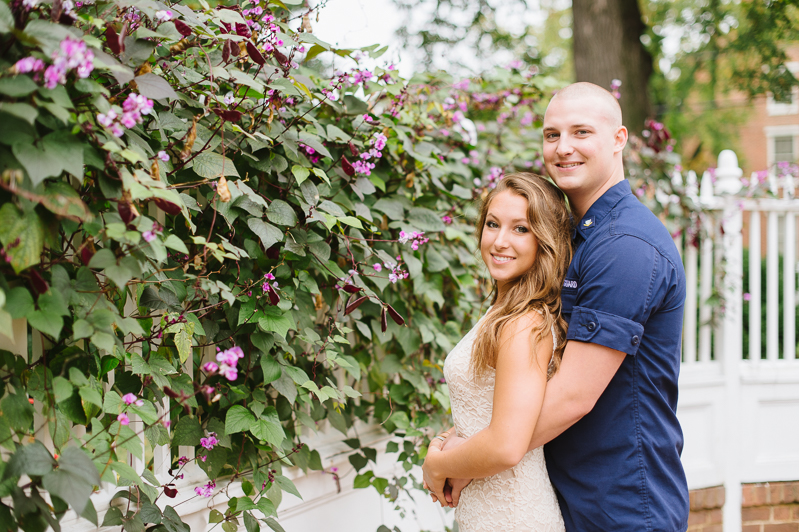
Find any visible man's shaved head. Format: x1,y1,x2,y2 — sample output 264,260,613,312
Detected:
548,82,623,130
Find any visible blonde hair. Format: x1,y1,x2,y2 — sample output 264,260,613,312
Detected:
471,172,573,378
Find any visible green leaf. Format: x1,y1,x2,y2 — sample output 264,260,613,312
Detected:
193,152,239,178
291,165,310,185
102,507,124,526
257,307,294,339
1,391,34,432
173,321,194,363
0,102,38,124
250,407,285,448
52,377,73,403
266,200,298,226
260,355,282,384
42,447,100,515
225,405,255,435
274,475,302,500
134,73,178,100
0,1,13,33
163,234,189,254
3,441,55,479
264,517,286,532
256,497,276,517
408,207,446,231
12,131,84,186
247,218,284,250
298,132,331,158
0,76,38,97
4,286,34,318
0,203,44,273
171,416,202,446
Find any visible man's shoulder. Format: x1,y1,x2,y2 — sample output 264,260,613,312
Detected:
608,195,682,267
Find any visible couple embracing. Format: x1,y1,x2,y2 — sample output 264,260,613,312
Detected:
420,83,690,532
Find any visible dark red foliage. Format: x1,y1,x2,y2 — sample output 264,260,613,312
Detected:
267,287,280,306
341,156,355,177
30,270,48,294
174,19,192,38
345,295,368,316
348,142,359,158
273,49,289,66
386,303,405,326
163,486,178,498
105,26,121,55
222,40,231,63
266,244,281,260
246,42,265,65
235,23,251,38
380,306,387,332
153,198,182,216
342,284,361,294
118,202,137,224
213,108,243,123
80,247,94,266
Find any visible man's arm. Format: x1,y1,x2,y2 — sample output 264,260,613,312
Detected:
526,340,626,451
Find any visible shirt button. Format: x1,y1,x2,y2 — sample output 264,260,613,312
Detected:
631,335,640,346
586,322,596,331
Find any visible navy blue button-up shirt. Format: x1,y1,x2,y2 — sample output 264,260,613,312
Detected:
545,180,689,532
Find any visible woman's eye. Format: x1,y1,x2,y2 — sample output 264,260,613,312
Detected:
486,220,498,228
515,226,528,233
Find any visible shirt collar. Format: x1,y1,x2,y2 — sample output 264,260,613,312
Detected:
575,180,632,239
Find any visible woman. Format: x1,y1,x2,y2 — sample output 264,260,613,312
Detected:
422,173,573,531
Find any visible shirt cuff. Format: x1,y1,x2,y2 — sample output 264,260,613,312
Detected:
566,305,645,355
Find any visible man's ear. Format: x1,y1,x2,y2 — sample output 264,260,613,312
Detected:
613,126,628,153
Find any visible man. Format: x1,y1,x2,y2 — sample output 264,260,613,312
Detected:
423,82,689,531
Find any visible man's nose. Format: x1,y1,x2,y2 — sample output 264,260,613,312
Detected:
555,137,574,157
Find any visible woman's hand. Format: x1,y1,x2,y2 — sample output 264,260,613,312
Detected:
439,435,472,507
422,445,448,506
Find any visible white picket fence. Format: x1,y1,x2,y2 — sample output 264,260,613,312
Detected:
4,150,799,532
675,150,799,532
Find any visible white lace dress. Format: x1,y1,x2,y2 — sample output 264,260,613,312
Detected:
443,311,565,532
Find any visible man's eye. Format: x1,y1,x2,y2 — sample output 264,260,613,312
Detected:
546,133,558,139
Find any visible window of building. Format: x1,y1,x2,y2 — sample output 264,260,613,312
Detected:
774,136,795,164
766,62,799,116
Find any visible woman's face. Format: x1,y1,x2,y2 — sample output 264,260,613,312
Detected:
480,190,539,295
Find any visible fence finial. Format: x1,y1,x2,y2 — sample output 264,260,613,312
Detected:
715,149,743,195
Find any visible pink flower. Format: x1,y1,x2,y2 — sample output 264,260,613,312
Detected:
388,273,398,284
158,150,169,162
13,57,45,74
195,480,215,497
178,456,189,465
109,123,124,137
743,293,752,301
219,364,237,381
162,419,171,429
142,230,156,243
117,413,130,426
123,393,140,405
97,110,117,127
442,215,453,225
200,432,218,450
264,273,275,281
43,64,66,89
202,361,219,373
373,263,382,272
155,10,173,21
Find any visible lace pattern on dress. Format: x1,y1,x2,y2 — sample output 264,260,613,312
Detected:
443,311,565,532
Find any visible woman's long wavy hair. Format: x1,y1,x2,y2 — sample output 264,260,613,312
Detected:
471,173,574,379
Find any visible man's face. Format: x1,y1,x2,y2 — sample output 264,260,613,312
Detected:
542,96,623,203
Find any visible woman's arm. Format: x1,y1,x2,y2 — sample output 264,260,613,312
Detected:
421,313,551,501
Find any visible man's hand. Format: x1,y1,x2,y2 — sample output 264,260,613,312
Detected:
440,435,471,507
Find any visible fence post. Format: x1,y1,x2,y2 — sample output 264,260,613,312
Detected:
716,149,743,532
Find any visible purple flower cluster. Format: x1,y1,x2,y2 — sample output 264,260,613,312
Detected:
399,230,429,251
200,432,219,450
475,166,504,189
442,215,453,225
155,9,173,22
299,143,321,164
460,149,480,165
262,272,279,294
142,221,162,243
374,258,409,284
195,480,216,498
354,132,388,176
15,36,94,90
117,412,130,425
97,93,153,137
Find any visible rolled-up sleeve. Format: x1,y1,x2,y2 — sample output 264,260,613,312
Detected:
567,234,661,355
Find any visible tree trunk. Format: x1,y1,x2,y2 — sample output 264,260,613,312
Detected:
572,0,653,133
